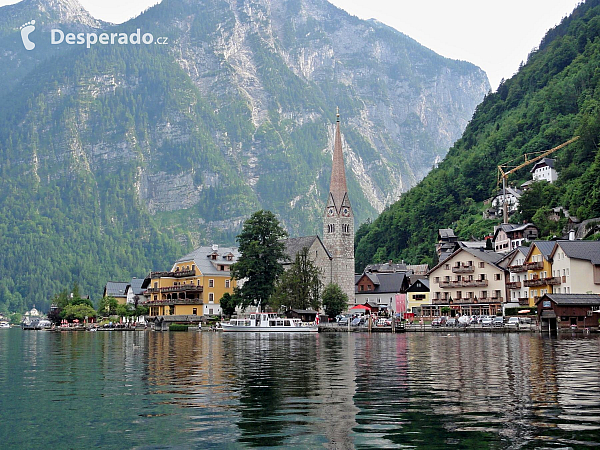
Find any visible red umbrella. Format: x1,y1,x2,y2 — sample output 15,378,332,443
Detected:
351,305,371,310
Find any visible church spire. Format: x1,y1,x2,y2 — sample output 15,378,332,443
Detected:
328,109,350,212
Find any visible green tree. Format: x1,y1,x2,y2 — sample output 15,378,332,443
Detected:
116,303,133,318
321,284,348,319
220,292,239,317
9,312,22,325
271,247,322,311
231,210,288,311
97,296,118,317
61,304,97,322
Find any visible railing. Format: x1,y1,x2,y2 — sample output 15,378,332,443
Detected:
509,264,527,273
525,261,544,270
150,270,196,278
144,285,203,295
431,298,449,305
452,265,475,274
524,278,545,287
544,277,561,285
463,280,488,287
439,279,488,288
519,297,530,306
145,298,203,306
490,296,503,302
506,281,522,289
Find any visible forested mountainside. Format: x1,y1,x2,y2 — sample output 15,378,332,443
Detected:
0,0,488,313
355,0,600,270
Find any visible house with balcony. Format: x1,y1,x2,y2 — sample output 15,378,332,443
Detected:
505,247,531,308
493,223,539,253
425,247,508,317
141,245,239,317
549,240,600,295
522,241,557,307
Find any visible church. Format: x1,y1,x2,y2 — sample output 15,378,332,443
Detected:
282,111,356,306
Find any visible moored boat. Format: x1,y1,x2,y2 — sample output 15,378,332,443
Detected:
221,312,317,332
0,321,10,328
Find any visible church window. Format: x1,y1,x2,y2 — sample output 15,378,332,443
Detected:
328,224,335,233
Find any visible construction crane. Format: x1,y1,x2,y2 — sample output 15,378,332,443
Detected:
496,136,579,224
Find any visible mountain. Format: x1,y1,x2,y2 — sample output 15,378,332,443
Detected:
354,0,600,270
0,0,489,312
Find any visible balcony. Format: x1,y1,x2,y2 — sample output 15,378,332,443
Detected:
489,297,503,303
519,297,530,306
506,281,522,289
523,278,546,287
544,277,561,285
463,280,488,287
145,297,203,306
439,280,463,288
452,265,475,274
431,298,449,305
525,261,544,270
145,284,203,295
509,264,527,273
150,270,196,279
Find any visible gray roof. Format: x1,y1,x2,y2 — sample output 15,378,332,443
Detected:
104,281,129,298
531,158,555,172
175,245,241,276
355,272,406,294
538,294,600,306
281,235,331,263
364,262,408,273
431,246,506,274
438,228,456,240
528,240,555,261
554,240,600,265
129,278,145,295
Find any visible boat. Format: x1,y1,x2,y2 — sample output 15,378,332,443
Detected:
221,312,318,332
0,321,10,328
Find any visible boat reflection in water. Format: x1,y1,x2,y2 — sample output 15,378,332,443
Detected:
222,312,318,332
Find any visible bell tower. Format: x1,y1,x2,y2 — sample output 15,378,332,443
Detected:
323,110,355,305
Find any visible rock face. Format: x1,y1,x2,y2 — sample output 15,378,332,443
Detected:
0,0,489,309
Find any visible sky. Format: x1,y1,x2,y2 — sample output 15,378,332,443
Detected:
0,0,584,89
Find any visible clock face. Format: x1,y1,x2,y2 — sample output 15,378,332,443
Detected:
327,207,335,216
342,207,350,216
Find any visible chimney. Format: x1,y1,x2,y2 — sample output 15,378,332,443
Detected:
212,244,219,251
569,230,575,241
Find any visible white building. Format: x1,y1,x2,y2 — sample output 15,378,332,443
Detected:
531,158,558,183
550,241,600,295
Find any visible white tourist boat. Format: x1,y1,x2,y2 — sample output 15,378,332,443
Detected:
221,312,318,332
0,321,10,328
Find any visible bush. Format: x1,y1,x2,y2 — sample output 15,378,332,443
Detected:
168,324,190,331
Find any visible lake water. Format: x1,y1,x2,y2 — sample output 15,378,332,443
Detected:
1,329,599,449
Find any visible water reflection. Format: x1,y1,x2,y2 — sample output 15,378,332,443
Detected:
1,329,599,448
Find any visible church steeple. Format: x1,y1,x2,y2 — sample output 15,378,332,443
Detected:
327,108,351,213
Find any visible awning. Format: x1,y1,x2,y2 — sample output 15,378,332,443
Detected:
518,309,531,314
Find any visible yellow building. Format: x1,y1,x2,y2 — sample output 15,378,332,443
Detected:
406,279,430,316
142,245,239,317
523,241,558,307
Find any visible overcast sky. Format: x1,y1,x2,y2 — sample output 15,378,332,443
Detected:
1,0,583,89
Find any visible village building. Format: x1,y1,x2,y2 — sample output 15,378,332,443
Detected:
125,278,145,305
505,247,531,308
537,293,600,331
436,228,458,262
425,247,507,317
549,240,600,295
521,241,557,307
354,271,410,312
103,281,129,305
531,158,558,183
141,245,239,317
281,235,332,288
406,278,430,316
493,223,539,253
484,187,522,219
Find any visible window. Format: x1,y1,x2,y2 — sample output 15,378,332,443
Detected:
434,277,440,283
328,224,335,233
192,308,197,315
225,279,230,288
479,262,485,268
444,264,450,270
154,282,158,289
209,293,214,303
191,265,195,271
494,273,501,281
209,279,214,288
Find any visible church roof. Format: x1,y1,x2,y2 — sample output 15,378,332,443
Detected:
327,116,350,213
281,235,331,263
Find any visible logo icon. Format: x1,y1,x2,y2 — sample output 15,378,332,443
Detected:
20,20,35,50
